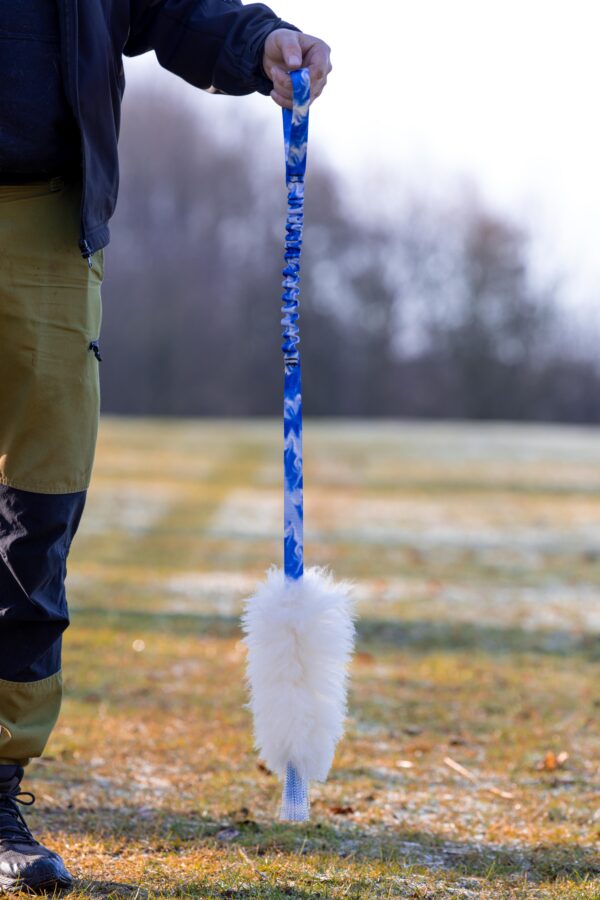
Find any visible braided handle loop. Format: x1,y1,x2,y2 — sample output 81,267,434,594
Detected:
283,69,310,181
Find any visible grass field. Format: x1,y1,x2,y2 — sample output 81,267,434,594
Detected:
17,418,599,899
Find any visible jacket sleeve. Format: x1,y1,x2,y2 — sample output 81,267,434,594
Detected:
124,0,300,96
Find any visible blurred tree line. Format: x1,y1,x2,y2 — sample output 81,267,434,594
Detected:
101,85,600,422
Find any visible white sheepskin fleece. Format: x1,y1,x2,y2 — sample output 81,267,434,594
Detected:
240,565,356,783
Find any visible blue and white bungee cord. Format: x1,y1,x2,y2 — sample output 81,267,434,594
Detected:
280,68,311,821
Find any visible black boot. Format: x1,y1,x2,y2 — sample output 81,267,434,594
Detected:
0,765,72,894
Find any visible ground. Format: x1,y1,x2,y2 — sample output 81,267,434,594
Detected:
14,419,600,899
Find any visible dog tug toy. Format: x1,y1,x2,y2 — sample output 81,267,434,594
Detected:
241,69,357,822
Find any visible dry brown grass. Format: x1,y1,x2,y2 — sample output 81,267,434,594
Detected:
13,419,600,898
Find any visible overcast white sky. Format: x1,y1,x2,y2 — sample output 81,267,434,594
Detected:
125,1,600,306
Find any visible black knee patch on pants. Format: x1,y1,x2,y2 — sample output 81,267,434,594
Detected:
0,485,86,681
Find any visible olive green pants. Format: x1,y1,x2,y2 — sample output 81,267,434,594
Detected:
0,675,64,766
0,175,103,765
0,176,103,493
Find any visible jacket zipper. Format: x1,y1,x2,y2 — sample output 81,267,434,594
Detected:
80,238,93,269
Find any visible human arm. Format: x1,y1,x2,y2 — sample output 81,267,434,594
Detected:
124,0,299,96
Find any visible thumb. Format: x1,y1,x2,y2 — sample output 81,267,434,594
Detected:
278,31,303,69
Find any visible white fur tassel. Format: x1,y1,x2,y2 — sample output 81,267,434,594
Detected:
241,565,356,809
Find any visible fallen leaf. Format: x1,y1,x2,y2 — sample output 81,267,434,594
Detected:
540,751,558,770
538,750,570,771
330,805,355,816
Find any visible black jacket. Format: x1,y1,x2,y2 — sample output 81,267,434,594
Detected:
55,0,296,260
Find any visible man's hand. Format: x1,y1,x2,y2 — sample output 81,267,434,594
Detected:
262,29,332,108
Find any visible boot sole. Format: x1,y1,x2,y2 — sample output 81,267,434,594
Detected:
0,872,73,894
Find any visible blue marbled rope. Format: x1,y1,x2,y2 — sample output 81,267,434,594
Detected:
280,68,311,821
282,68,310,585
